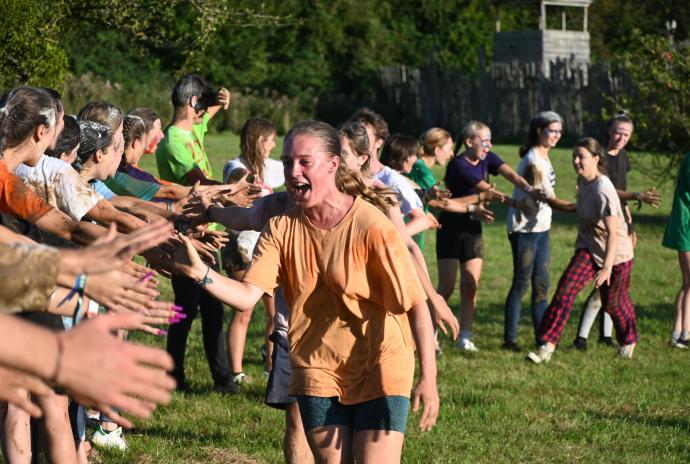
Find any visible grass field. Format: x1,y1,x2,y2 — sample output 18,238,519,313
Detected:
102,133,690,463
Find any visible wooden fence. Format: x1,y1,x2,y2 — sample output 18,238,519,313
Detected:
376,56,635,141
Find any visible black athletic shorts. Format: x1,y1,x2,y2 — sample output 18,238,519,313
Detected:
436,227,484,262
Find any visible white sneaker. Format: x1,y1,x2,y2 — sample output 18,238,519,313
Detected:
232,372,253,385
457,339,479,352
526,343,555,364
669,338,688,349
91,426,127,451
617,343,636,359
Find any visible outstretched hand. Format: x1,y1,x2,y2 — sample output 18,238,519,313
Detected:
56,313,175,429
0,366,52,418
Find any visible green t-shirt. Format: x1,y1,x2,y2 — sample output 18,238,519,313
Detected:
156,113,213,186
405,159,437,213
104,171,161,201
663,153,690,251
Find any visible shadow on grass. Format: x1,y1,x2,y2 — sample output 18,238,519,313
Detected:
586,409,690,433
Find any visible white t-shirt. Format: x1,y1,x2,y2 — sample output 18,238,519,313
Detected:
223,156,286,261
372,166,423,216
15,156,103,221
507,148,556,234
223,156,285,194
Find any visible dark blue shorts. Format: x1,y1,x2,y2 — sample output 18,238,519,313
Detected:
297,395,410,433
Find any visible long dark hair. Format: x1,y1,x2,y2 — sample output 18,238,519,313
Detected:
520,111,563,158
0,87,57,154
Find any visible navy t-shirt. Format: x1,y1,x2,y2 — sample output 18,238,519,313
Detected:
440,151,505,233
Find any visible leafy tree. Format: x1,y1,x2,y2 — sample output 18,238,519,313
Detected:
611,30,690,173
0,0,69,90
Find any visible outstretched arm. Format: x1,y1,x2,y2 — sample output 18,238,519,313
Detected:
386,206,459,339
175,234,264,311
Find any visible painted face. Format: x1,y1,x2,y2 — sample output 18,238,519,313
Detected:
572,146,600,178
435,137,454,166
144,119,164,154
282,134,337,209
260,132,277,159
538,122,562,149
608,122,633,152
402,153,417,174
339,136,368,172
468,128,492,160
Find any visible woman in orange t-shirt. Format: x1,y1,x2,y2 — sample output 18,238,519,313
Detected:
177,121,438,463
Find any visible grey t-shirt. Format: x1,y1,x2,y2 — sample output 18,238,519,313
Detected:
575,175,633,266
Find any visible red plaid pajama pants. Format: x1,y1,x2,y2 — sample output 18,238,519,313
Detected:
539,248,638,345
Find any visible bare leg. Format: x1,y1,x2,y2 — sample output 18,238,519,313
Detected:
673,252,690,335
306,425,354,464
285,403,314,464
37,392,78,464
2,401,31,464
436,259,458,301
354,430,405,464
459,258,483,335
228,270,254,375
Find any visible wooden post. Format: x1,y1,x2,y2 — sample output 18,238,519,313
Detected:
540,1,546,30
583,5,588,31
562,9,566,31
495,3,501,32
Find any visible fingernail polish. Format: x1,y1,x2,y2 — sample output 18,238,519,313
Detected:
156,329,168,336
176,313,187,320
171,305,183,312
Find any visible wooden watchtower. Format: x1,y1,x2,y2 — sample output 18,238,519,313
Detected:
492,0,592,77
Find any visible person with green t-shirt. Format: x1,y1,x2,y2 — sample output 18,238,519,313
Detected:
156,73,235,393
405,128,455,250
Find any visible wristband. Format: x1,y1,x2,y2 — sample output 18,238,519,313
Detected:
166,201,173,212
467,204,477,213
195,265,214,288
49,334,64,385
523,185,535,194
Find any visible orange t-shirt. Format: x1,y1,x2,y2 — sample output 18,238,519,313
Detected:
0,161,53,222
243,196,426,404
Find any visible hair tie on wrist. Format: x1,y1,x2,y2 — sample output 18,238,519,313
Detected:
49,335,64,385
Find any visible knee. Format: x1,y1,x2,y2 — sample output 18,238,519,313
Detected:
233,308,254,325
460,276,479,296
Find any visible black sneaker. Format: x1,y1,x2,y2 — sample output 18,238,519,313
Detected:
501,341,522,352
599,337,614,347
175,380,193,394
213,379,240,395
573,336,588,351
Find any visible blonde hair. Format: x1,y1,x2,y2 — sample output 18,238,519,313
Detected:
459,120,489,147
285,120,396,214
420,127,451,157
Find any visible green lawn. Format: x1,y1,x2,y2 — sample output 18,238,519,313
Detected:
109,134,689,464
